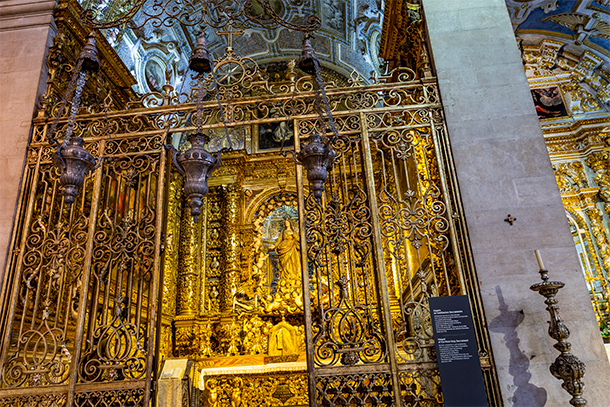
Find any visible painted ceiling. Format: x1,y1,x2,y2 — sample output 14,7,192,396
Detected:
506,0,610,69
78,0,384,95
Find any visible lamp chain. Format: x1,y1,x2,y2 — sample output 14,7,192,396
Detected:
209,63,234,151
195,75,205,135
312,57,339,142
47,58,84,145
64,71,87,143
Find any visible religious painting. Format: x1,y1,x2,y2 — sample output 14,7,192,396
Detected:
531,86,568,119
257,121,294,151
144,59,165,93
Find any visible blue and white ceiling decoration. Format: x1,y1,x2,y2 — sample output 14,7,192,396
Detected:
506,1,610,114
506,1,609,64
79,0,384,95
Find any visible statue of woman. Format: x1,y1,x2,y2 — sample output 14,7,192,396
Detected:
272,220,301,283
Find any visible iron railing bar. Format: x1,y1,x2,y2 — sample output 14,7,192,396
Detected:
429,114,467,296
359,111,403,407
144,147,167,406
294,118,317,407
33,81,438,124
0,151,42,384
66,139,106,405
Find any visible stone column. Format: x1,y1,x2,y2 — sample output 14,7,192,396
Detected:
421,0,610,405
220,184,241,312
0,0,56,275
176,197,203,317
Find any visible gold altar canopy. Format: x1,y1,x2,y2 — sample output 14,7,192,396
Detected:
0,5,501,404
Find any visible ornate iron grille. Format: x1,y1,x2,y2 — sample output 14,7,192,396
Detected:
0,130,166,405
0,63,500,406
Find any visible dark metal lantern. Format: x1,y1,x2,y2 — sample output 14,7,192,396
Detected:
170,133,221,221
189,34,213,74
53,136,97,207
79,33,101,72
294,133,335,201
297,35,316,75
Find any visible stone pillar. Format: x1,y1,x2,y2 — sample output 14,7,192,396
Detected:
220,184,241,312
421,0,610,405
0,0,56,275
176,197,203,317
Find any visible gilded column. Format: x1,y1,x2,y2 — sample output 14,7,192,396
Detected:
160,172,183,357
220,184,241,312
162,173,183,316
585,207,610,272
177,195,204,317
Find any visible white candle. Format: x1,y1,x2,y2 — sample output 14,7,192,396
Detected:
534,250,545,270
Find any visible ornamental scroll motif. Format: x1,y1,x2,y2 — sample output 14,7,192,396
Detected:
0,131,166,405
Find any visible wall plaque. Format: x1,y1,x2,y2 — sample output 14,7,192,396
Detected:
429,295,488,407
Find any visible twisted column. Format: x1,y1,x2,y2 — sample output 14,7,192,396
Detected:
176,196,204,317
220,184,241,312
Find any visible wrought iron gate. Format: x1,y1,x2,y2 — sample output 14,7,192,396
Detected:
293,72,499,406
0,63,500,406
0,132,167,406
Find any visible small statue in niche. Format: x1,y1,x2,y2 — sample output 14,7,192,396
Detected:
272,220,301,284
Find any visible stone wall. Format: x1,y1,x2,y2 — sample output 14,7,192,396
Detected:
0,0,55,275
421,0,610,405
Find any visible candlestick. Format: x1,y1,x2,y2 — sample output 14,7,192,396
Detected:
534,249,545,270
531,262,587,406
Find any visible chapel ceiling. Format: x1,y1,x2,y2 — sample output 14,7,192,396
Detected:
77,0,384,95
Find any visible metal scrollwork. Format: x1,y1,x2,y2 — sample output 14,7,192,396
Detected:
314,276,386,366
82,0,320,32
1,37,502,404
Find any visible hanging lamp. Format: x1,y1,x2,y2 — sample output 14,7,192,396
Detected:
48,33,101,208
167,30,232,221
288,34,337,202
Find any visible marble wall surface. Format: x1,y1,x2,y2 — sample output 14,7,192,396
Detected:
422,0,610,405
0,0,56,275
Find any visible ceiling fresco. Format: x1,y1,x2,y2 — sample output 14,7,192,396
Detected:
78,0,384,95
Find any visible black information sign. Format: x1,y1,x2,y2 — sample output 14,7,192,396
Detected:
429,295,488,407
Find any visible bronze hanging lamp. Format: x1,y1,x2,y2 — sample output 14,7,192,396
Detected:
189,34,213,73
292,133,335,200
48,33,101,208
167,30,232,221
170,132,220,221
297,34,316,75
289,34,338,202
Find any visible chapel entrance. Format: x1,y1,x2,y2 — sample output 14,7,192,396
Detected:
0,45,500,406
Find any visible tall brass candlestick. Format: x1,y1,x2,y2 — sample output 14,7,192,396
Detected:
530,250,587,407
